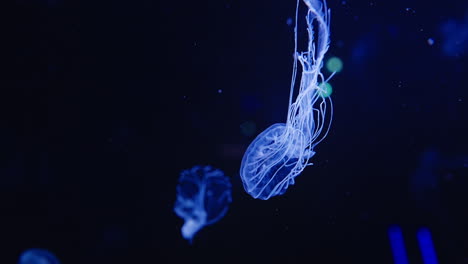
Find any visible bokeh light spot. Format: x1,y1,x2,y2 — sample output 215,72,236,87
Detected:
319,83,333,98
326,57,343,73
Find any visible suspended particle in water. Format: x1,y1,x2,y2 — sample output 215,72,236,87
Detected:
326,56,343,73
405,7,416,14
174,165,232,243
18,249,61,264
240,0,335,200
427,38,435,46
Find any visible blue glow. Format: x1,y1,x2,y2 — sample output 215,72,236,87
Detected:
240,0,333,200
427,38,435,46
18,249,60,264
174,165,232,243
439,17,468,57
387,225,409,264
417,227,439,264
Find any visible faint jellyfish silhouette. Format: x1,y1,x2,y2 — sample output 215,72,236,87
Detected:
410,147,468,211
18,249,60,264
174,165,232,243
439,16,468,58
240,0,334,200
410,148,440,210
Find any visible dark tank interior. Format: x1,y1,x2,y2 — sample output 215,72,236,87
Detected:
5,0,468,263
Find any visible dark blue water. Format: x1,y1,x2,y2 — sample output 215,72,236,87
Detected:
4,0,467,263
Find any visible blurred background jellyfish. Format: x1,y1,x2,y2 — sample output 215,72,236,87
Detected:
410,147,468,213
240,0,334,200
174,165,232,243
439,13,468,58
18,249,60,264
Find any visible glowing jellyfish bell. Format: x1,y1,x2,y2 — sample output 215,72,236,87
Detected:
18,249,60,264
174,165,232,243
240,0,334,200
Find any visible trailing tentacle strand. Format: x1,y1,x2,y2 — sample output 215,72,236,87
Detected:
239,0,334,200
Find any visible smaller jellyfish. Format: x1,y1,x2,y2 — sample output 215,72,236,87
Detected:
174,165,232,243
18,249,60,264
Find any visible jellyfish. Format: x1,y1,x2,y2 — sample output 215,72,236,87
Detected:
240,0,334,200
18,249,61,264
174,165,232,243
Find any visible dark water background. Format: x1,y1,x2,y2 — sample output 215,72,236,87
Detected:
4,0,468,263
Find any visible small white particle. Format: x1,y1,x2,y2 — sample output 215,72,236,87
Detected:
286,17,293,26
218,89,223,94
427,38,434,45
